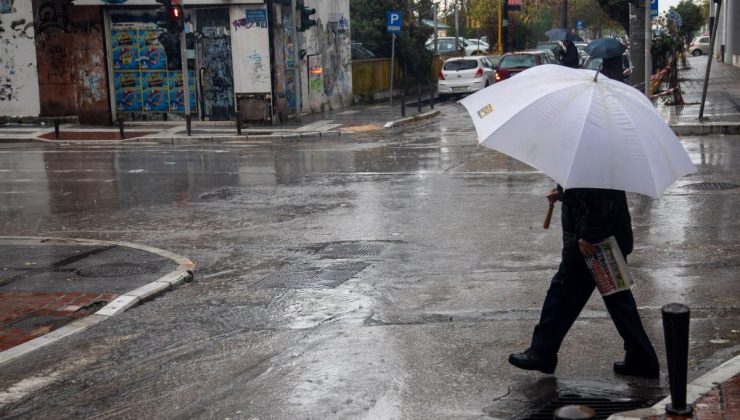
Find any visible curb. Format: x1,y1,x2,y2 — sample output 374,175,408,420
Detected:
383,109,441,128
608,354,740,419
670,122,740,136
0,236,194,367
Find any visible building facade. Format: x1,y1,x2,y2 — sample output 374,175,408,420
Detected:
0,0,351,124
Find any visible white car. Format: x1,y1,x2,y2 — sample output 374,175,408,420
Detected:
426,37,489,56
437,56,496,98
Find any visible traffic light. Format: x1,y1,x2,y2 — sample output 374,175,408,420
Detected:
155,0,184,33
297,1,317,32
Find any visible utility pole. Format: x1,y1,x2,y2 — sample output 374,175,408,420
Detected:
629,2,646,88
291,0,302,117
561,0,568,29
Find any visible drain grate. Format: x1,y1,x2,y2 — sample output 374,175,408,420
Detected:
516,393,664,420
259,261,369,289
5,315,76,332
319,241,387,258
682,182,740,191
76,262,159,278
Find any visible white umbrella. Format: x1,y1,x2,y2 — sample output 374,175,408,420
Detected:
459,64,695,199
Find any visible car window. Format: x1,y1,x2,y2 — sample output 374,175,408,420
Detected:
443,59,479,71
585,57,603,70
438,40,455,52
499,55,537,68
700,37,709,43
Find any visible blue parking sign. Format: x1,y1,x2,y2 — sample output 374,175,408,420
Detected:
650,0,659,17
387,10,401,34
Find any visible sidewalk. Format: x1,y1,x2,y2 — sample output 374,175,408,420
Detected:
0,237,194,367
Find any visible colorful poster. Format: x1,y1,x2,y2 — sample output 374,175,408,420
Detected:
111,30,139,70
141,71,169,112
138,29,167,70
113,72,142,112
168,71,197,112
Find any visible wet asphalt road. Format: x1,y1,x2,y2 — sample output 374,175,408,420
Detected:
0,102,739,419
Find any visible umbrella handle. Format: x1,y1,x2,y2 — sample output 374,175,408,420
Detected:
543,203,555,229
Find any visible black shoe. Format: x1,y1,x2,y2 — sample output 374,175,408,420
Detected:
613,361,659,378
508,350,557,374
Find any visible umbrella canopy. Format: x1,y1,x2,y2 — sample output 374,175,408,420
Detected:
459,64,695,198
584,37,627,59
545,28,583,42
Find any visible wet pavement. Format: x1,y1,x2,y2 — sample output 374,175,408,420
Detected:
0,57,738,419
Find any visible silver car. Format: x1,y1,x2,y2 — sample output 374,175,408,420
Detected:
437,56,496,98
689,35,710,56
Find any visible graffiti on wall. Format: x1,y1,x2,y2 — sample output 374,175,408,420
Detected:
35,1,101,35
0,0,39,115
301,17,351,112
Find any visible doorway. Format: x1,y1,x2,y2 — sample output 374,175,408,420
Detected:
195,8,234,121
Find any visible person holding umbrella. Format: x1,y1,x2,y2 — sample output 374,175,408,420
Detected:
506,65,660,379
561,40,579,68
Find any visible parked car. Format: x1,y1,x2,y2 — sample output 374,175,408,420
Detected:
535,41,564,60
582,53,633,83
437,56,496,98
462,38,490,55
351,42,376,60
494,50,556,82
426,37,488,56
689,35,710,56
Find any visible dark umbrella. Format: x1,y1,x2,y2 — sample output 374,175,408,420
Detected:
584,37,627,59
545,28,583,42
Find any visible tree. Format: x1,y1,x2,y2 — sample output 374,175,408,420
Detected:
673,0,706,44
350,0,433,85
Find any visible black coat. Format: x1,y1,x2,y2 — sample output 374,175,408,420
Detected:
563,44,579,68
558,187,634,262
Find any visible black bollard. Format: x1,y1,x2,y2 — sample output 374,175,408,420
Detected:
401,88,406,117
236,112,242,135
54,119,60,140
553,405,595,419
430,83,435,109
417,84,422,113
186,113,192,136
662,303,693,416
118,117,125,139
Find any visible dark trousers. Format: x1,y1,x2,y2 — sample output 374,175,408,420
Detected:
529,259,659,367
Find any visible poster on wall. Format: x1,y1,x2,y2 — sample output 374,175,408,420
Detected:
141,71,169,111
108,10,197,114
113,72,142,112
168,70,197,112
138,29,167,70
111,30,140,71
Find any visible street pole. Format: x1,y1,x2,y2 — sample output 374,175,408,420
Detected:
700,0,722,119
644,1,651,97
291,0,302,117
433,4,438,54
497,2,502,53
179,28,191,136
561,0,568,29
390,33,395,107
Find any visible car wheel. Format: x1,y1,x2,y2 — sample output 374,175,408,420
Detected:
438,93,449,101
692,49,702,57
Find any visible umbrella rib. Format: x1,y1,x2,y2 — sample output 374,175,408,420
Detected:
604,84,659,196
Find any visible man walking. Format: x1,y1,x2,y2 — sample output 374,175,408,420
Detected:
507,185,660,378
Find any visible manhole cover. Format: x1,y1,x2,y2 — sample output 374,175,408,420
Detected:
319,241,387,258
5,315,76,332
76,262,159,278
682,182,739,191
259,261,369,289
515,393,664,420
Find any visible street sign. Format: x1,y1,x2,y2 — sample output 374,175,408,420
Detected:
576,19,584,30
387,10,401,34
650,0,658,17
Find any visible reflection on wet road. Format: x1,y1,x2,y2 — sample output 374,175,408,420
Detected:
1,103,739,419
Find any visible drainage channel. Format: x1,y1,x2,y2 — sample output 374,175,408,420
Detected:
514,391,665,420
